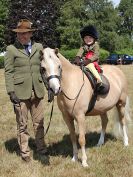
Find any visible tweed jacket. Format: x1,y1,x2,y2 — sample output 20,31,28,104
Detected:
76,41,100,62
4,41,44,99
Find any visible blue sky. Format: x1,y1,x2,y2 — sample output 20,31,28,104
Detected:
112,0,120,6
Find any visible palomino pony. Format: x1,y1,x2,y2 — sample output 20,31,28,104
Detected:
40,47,130,167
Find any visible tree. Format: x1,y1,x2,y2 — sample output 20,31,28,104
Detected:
57,0,121,52
57,0,87,49
0,0,9,51
85,0,120,52
4,0,61,48
118,0,133,40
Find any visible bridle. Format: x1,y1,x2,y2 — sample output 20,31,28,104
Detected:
47,75,61,82
40,66,62,102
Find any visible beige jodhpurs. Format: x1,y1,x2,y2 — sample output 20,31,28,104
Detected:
14,91,45,158
86,63,102,82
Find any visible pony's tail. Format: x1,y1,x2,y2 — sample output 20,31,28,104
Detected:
124,96,133,139
124,96,132,122
113,96,133,140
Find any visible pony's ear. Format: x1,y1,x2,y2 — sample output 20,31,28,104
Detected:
55,48,59,55
39,50,43,61
43,44,48,49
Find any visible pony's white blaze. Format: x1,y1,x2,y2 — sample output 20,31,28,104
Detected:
42,48,61,94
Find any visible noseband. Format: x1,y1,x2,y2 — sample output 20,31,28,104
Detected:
41,67,62,102
47,75,61,82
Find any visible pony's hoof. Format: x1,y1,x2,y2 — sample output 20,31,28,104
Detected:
71,156,78,162
82,161,89,167
124,138,129,146
97,141,104,146
124,142,129,146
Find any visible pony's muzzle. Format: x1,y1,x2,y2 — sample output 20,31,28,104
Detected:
49,78,61,95
50,86,61,95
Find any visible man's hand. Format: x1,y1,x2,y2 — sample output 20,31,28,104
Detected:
8,92,20,104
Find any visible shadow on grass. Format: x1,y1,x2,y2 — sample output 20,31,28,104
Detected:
4,138,49,165
4,138,20,156
4,132,116,160
46,131,116,158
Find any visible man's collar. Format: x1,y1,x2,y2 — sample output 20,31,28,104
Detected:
27,41,32,46
14,40,34,48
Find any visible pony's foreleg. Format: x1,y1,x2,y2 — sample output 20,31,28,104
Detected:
62,113,78,162
116,102,129,146
77,115,88,167
97,113,108,146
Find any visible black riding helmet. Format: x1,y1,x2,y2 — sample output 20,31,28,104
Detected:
80,25,98,40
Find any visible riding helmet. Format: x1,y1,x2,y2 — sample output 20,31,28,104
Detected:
80,25,98,40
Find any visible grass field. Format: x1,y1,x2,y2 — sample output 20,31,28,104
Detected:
0,65,133,177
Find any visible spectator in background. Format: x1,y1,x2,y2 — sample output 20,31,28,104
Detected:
117,55,123,65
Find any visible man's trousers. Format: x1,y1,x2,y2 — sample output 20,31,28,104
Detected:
14,91,45,158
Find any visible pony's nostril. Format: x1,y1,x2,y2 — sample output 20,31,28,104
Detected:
50,86,60,95
59,87,61,93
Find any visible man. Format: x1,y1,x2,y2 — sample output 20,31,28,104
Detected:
4,19,46,162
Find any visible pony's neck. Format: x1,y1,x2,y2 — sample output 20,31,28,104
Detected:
57,53,73,70
57,53,78,91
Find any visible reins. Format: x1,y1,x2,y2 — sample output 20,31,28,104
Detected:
61,67,85,100
61,65,85,114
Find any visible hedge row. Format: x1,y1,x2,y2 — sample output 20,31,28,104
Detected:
0,48,109,69
60,48,109,63
1,48,132,69
115,48,133,56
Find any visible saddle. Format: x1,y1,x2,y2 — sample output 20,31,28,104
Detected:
82,66,110,113
83,66,110,94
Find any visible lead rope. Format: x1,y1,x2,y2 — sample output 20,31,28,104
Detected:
44,98,54,136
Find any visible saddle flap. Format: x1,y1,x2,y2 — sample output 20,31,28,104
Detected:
83,67,110,95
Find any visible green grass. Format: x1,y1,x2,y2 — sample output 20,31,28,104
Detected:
0,65,133,177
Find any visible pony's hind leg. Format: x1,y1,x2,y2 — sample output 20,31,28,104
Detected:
62,112,78,162
116,100,129,146
97,113,108,146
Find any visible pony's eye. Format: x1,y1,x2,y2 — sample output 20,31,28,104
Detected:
40,67,46,73
40,54,44,61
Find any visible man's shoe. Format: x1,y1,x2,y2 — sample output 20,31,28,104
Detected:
35,151,50,165
38,148,48,156
22,156,31,162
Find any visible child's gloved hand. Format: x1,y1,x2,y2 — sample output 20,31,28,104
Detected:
73,56,81,65
81,59,92,66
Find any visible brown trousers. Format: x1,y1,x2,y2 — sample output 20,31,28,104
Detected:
14,91,45,158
